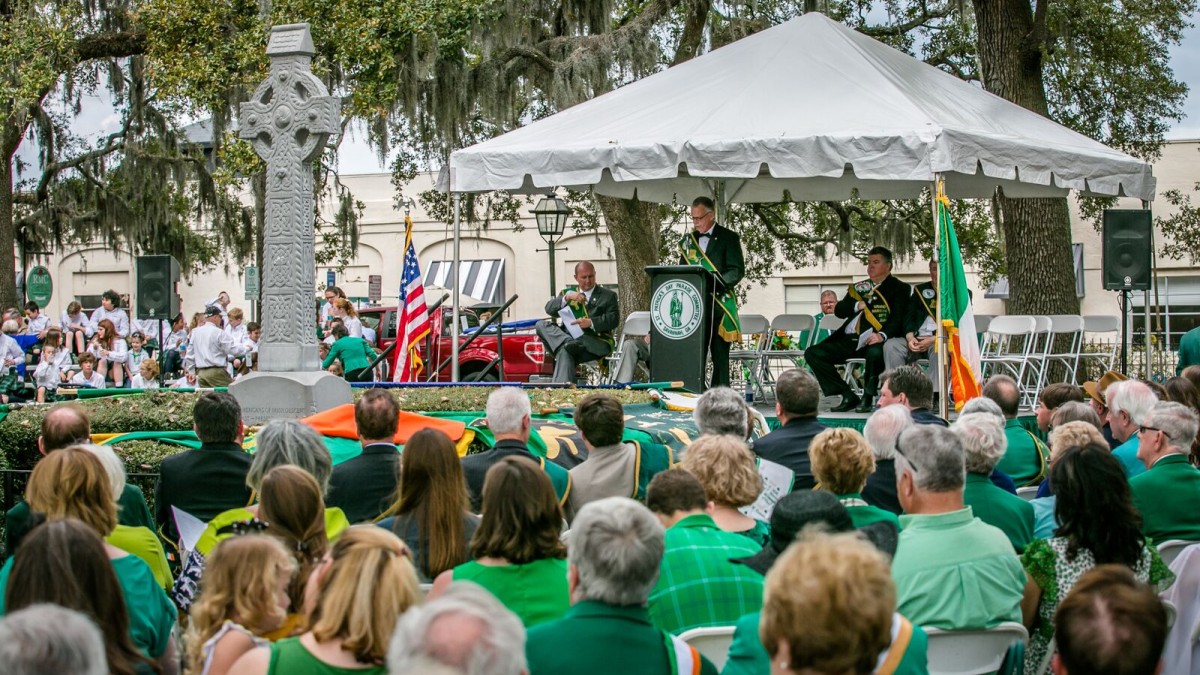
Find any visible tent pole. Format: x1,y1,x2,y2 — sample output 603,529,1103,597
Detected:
451,193,462,382
932,175,948,419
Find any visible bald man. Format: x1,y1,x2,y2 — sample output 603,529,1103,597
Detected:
536,261,620,383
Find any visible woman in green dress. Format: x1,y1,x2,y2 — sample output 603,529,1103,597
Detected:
681,435,771,546
228,526,421,675
321,324,375,382
429,456,570,627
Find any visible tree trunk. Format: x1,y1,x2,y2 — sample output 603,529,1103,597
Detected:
597,195,660,321
0,140,17,307
974,0,1079,316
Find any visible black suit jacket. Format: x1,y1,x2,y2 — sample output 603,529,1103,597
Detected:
327,443,401,524
678,224,745,294
830,274,912,342
461,439,538,512
545,284,620,355
903,281,937,336
750,416,828,491
911,408,949,427
155,441,253,543
862,459,902,515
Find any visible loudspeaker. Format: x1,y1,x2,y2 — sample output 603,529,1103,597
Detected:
1103,210,1152,291
136,255,180,320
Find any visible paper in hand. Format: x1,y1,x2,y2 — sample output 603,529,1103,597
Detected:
558,305,584,339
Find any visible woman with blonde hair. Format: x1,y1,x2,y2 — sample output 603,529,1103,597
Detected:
1029,421,1107,539
682,434,769,545
809,427,901,532
186,535,296,675
228,526,421,674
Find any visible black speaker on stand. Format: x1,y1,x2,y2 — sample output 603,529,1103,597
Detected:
1102,210,1152,374
137,255,180,386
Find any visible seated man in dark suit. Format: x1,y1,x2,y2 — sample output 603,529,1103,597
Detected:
536,261,620,383
878,366,947,426
155,391,253,544
750,369,828,490
806,246,912,413
461,386,571,514
327,388,401,523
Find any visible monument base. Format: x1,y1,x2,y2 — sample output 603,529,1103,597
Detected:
230,371,352,425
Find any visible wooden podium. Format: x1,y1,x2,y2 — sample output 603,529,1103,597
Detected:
645,265,721,392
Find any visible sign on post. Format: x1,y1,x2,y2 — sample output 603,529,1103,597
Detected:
326,269,336,289
244,266,259,301
368,274,382,303
26,266,52,307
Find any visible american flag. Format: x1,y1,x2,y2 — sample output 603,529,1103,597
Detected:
394,214,431,382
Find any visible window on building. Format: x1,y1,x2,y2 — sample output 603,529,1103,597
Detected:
784,283,841,316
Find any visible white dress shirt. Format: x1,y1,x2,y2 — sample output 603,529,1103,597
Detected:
132,318,171,341
88,338,128,364
342,316,363,338
60,311,93,336
185,322,240,369
89,307,130,337
0,334,24,367
70,370,106,388
131,374,161,389
33,352,68,389
23,315,49,336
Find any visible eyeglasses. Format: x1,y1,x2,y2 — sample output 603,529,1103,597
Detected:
690,211,713,221
893,440,919,473
1138,425,1161,436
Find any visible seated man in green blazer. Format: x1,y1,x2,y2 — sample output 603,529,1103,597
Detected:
1130,401,1200,543
525,497,719,675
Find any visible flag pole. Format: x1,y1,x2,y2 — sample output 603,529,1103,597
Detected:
932,175,948,419
451,193,462,382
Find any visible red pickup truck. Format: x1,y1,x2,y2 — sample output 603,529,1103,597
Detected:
359,305,553,382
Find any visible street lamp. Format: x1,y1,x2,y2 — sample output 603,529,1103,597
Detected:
533,194,571,296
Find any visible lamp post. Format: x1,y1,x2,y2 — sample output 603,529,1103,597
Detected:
533,194,571,296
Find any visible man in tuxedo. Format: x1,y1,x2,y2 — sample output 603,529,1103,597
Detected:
806,246,911,413
536,261,620,383
679,196,744,388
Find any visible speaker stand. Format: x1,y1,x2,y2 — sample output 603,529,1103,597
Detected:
1120,289,1130,374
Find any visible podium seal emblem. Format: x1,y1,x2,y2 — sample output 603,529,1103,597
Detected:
652,280,703,339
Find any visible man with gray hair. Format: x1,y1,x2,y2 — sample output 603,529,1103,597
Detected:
1106,379,1160,478
1130,401,1200,543
861,404,912,514
953,413,1034,552
692,386,750,438
388,581,528,675
750,368,828,490
525,497,718,674
982,374,1050,487
891,425,1026,629
462,387,571,513
0,603,107,675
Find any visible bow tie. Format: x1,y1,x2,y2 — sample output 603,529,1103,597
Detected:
693,231,711,239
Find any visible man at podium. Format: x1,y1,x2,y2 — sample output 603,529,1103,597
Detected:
806,247,911,413
679,197,744,388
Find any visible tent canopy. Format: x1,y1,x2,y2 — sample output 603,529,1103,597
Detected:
449,13,1154,202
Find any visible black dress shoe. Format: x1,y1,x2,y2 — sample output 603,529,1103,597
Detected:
855,396,876,413
831,393,861,413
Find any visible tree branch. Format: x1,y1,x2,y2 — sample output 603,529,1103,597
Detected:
859,3,954,38
750,203,843,252
75,30,147,61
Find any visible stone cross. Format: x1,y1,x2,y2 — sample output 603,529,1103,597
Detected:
239,24,338,372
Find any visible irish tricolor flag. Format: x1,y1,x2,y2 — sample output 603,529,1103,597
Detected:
937,194,982,410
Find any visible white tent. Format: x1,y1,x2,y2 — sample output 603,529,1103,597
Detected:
449,12,1154,202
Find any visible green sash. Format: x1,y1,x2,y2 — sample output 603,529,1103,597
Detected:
679,235,741,343
631,440,675,501
559,287,614,348
847,280,891,334
916,283,937,320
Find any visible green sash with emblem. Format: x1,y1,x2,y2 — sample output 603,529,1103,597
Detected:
559,287,613,348
679,235,741,343
846,280,892,334
916,283,937,320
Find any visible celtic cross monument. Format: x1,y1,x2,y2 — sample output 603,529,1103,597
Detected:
230,24,351,423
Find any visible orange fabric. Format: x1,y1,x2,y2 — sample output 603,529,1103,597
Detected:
947,327,981,411
301,404,466,443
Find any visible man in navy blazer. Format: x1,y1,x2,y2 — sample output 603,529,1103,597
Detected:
750,369,828,491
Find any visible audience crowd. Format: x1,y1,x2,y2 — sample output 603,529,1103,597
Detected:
0,360,1196,675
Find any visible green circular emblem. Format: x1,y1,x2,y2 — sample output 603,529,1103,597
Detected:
26,266,52,307
651,280,702,340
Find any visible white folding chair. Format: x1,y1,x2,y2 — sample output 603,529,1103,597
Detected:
605,311,651,384
974,315,995,335
759,314,816,399
731,314,771,401
980,315,1038,395
1016,486,1039,502
1157,539,1200,567
1077,315,1120,380
1041,315,1085,388
1021,316,1054,408
678,626,736,671
923,622,1028,675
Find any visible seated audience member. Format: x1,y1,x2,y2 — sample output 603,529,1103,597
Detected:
959,395,1004,420
1082,370,1126,448
1052,565,1169,675
60,300,92,355
1035,382,1085,432
810,427,902,531
186,535,297,675
228,526,421,675
1020,443,1173,671
256,467,329,614
644,468,763,634
4,520,171,675
32,329,70,402
388,582,527,675
861,404,913,514
0,603,107,675
879,366,946,426
155,391,253,545
1029,421,1107,539
130,358,160,389
461,387,571,513
682,435,769,545
1163,376,1200,461
328,389,401,523
891,425,1026,629
21,300,49,339
692,386,752,440
125,332,150,373
527,498,719,675
749,369,827,489
724,491,913,675
1,451,178,669
1130,401,1200,542
69,352,105,388
760,531,911,675
567,393,670,515
1106,379,1159,477
982,375,1050,486
377,428,480,583
87,318,128,387
953,413,1034,552
1048,400,1102,431
0,319,24,373
430,457,570,628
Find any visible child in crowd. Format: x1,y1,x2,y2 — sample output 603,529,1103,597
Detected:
186,535,296,675
86,318,128,387
126,333,150,372
233,322,261,375
171,369,198,388
32,329,72,402
60,300,91,354
224,308,249,349
131,359,161,389
22,301,49,339
69,353,105,388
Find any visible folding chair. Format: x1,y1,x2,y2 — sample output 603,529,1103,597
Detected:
923,622,1028,675
1021,316,1054,408
678,626,736,671
730,314,770,401
1040,315,1085,388
760,314,816,399
980,315,1038,395
1157,539,1200,567
1016,486,1039,502
1077,315,1120,380
605,311,651,384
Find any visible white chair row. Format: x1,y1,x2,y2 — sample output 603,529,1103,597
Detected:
980,315,1119,409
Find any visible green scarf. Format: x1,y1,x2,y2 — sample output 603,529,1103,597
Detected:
680,234,741,343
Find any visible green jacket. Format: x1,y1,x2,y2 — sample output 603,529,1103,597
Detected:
722,611,929,675
1130,454,1200,543
322,335,374,372
1178,327,1200,375
963,474,1035,553
996,420,1048,487
528,601,718,675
